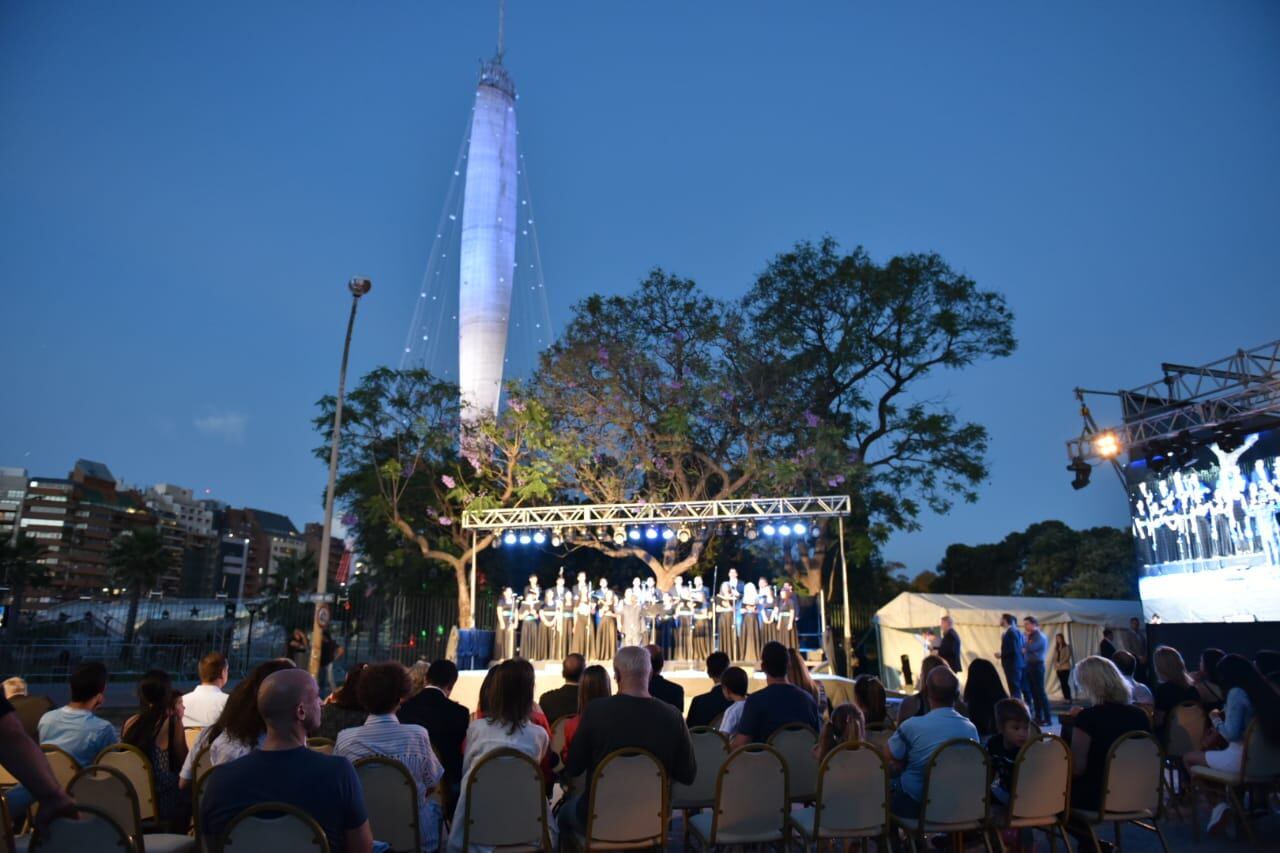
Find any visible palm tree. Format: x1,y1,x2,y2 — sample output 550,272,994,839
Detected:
267,552,316,597
108,527,172,647
0,534,50,638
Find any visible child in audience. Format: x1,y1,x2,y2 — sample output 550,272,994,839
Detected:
717,667,749,736
986,698,1031,806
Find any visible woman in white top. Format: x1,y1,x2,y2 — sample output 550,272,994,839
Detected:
448,659,551,853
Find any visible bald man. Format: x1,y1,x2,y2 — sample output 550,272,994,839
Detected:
200,669,373,853
886,666,979,819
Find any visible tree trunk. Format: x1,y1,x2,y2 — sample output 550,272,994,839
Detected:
454,561,472,630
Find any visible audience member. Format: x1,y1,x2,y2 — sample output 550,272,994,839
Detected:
717,666,749,735
37,661,117,766
986,698,1031,807
962,658,1009,738
817,702,867,763
561,647,695,834
122,670,190,831
937,615,962,673
1052,633,1074,703
472,665,500,720
1098,628,1117,660
538,653,585,724
448,660,550,852
1151,645,1200,734
3,676,53,740
182,651,230,727
1112,651,1154,709
997,613,1026,702
645,644,685,712
559,664,611,765
887,666,979,818
686,652,732,728
1021,616,1052,725
408,660,430,697
179,658,297,787
897,657,967,722
200,669,373,853
1193,647,1226,710
398,659,470,810
0,692,78,831
316,662,369,741
287,628,310,669
1067,656,1150,811
853,674,891,730
786,647,829,718
731,641,819,746
336,661,444,853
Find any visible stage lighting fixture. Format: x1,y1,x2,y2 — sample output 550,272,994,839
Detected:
777,523,792,536
503,531,518,545
532,530,546,545
744,522,758,540
1093,431,1121,459
762,522,777,536
612,527,627,545
661,527,675,540
550,529,563,547
644,526,658,540
628,527,641,541
792,521,807,536
1215,422,1245,453
676,525,692,543
1067,456,1091,490
518,532,532,545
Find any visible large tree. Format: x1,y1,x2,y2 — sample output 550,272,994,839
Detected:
0,534,49,638
108,527,172,646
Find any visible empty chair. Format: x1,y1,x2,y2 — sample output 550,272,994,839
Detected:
28,803,132,852
37,746,79,792
353,757,420,853
305,738,334,755
789,741,891,849
688,744,789,850
66,764,194,853
1070,730,1169,852
671,727,728,842
95,743,159,823
456,748,552,851
768,723,819,803
219,802,329,853
996,734,1071,849
573,749,667,852
1190,720,1280,845
891,738,996,853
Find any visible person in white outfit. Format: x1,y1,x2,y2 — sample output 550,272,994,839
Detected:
182,651,230,728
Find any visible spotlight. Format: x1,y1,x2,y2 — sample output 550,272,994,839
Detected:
644,527,658,540
503,531,517,545
762,522,777,536
676,525,692,543
612,527,627,546
661,527,675,541
1215,423,1245,453
518,532,531,545
744,522,758,540
1093,431,1121,459
792,521,807,536
1067,456,1091,490
532,530,546,545
550,529,563,547
777,523,792,536
628,527,641,542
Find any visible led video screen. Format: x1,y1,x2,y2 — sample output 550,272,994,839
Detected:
1130,427,1280,624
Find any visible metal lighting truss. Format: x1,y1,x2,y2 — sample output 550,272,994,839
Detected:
461,494,851,531
1067,339,1280,464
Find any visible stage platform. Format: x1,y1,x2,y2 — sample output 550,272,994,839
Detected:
452,663,856,715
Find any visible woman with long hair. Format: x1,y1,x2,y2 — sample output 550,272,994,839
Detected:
1151,645,1200,733
1193,647,1227,710
122,670,190,831
853,674,891,730
315,661,369,740
560,665,612,764
817,702,868,763
1067,656,1150,810
786,647,828,719
775,584,798,649
1185,654,1280,772
739,583,762,663
962,658,1009,738
593,584,619,661
1052,633,1073,702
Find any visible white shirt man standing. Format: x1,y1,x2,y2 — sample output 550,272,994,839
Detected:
183,651,230,727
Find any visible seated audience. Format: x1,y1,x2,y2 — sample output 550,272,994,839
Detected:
1112,650,1154,708
686,651,732,728
1067,656,1150,810
559,664,611,765
962,658,1009,738
471,665,500,720
787,647,829,718
645,644,684,712
122,669,190,831
561,646,695,834
717,667,749,736
408,660,430,697
854,674,892,730
539,653,585,724
986,698,1031,807
1192,647,1226,710
179,657,297,786
336,661,444,853
3,677,54,741
817,702,867,763
731,641,820,747
200,668,373,853
398,659,470,811
0,692,77,831
1150,645,1200,734
38,661,117,766
897,656,967,723
449,659,550,852
316,662,370,741
182,651,230,727
887,666,979,818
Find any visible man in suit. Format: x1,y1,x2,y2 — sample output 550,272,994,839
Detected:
397,659,470,812
538,653,585,723
645,644,685,712
686,651,732,728
1099,627,1117,660
937,615,962,673
996,613,1025,701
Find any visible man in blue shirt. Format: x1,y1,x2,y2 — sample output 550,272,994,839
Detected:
201,668,372,853
888,666,979,818
1021,616,1052,726
730,641,819,747
997,613,1026,702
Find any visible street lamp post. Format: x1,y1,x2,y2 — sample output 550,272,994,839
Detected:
309,277,371,678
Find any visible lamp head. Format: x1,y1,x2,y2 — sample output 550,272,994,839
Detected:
348,277,373,297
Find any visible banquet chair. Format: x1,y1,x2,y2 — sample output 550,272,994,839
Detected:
191,741,214,784
193,765,220,853
1163,700,1206,802
184,729,203,752
789,741,891,851
66,764,195,853
353,757,420,853
550,715,577,763
1069,731,1168,852
36,746,79,792
688,744,789,851
27,803,132,852
219,802,329,853
305,738,334,755
995,734,1072,850
671,727,728,848
0,761,19,790
0,794,27,853
1189,720,1280,845
890,738,996,853
458,748,552,851
573,749,668,852
768,723,819,803
95,743,160,824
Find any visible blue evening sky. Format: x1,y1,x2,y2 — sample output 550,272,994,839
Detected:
3,3,1278,578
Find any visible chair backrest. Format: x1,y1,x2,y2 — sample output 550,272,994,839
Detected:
185,728,204,751
220,802,330,852
549,715,576,760
461,748,549,850
0,762,17,788
38,745,81,791
710,744,789,842
0,793,16,853
29,803,133,852
1165,701,1207,759
1008,735,1070,823
193,764,219,847
66,764,142,840
767,723,819,800
1242,720,1280,781
812,742,889,836
1100,731,1162,816
585,749,667,847
672,728,728,806
193,740,214,782
95,743,158,821
865,728,894,750
919,739,990,826
354,757,420,853
306,738,334,755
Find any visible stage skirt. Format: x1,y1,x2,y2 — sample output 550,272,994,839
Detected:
498,626,516,661
520,619,542,660
593,616,618,660
761,615,779,646
716,612,737,660
693,616,712,661
570,615,592,657
739,614,761,663
547,622,568,661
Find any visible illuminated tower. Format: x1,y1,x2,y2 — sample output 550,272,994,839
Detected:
458,14,517,422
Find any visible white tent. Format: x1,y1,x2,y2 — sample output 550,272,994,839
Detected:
874,592,1144,699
